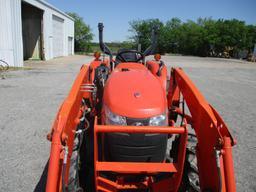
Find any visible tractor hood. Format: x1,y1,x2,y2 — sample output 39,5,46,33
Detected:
103,69,167,118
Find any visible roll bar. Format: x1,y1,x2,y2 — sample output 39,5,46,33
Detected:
98,23,158,57
143,26,159,56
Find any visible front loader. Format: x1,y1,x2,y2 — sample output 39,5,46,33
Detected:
46,23,236,192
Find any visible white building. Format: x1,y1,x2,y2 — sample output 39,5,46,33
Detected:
0,0,74,67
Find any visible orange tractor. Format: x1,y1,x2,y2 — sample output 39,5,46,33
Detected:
46,23,236,192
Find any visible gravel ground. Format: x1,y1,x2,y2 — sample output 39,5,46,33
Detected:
0,55,255,191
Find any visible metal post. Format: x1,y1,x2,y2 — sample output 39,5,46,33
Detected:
223,137,236,192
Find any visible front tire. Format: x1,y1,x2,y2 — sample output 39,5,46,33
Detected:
68,147,83,192
180,133,200,192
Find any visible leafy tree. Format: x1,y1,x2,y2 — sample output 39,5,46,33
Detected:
67,12,93,52
129,17,256,58
164,18,182,53
129,19,164,53
246,25,256,52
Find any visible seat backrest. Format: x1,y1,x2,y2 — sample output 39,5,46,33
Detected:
116,49,139,63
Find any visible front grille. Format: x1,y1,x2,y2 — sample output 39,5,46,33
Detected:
126,117,150,126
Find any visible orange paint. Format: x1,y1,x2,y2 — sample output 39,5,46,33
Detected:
45,60,236,192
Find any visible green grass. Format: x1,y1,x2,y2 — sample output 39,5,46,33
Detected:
78,42,135,55
5,66,33,71
90,44,123,53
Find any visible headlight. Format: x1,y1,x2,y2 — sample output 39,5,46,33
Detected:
105,106,127,125
149,114,168,126
105,106,167,126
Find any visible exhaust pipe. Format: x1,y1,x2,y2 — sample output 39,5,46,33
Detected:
98,23,112,56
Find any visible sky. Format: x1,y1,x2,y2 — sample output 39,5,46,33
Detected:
47,0,256,42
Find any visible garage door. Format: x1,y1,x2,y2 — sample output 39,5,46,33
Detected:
52,15,64,58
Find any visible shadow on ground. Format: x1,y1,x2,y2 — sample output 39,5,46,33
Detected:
34,160,48,192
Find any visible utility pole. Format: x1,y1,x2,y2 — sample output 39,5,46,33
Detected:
253,44,256,57
137,32,142,52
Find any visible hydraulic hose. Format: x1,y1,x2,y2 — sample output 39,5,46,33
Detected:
156,61,164,76
73,108,90,152
215,149,222,192
62,146,68,192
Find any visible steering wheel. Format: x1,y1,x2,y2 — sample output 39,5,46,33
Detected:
115,50,145,63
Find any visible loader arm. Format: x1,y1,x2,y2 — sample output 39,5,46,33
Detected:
46,65,91,192
45,63,236,192
168,68,236,192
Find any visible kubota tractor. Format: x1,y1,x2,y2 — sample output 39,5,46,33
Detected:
46,23,236,192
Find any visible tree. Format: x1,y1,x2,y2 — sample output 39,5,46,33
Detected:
129,19,164,53
129,18,256,57
164,18,182,53
246,25,256,52
67,12,93,52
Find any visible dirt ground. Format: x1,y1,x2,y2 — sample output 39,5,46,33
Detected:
0,55,255,191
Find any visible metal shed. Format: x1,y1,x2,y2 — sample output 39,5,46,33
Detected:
0,0,74,67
